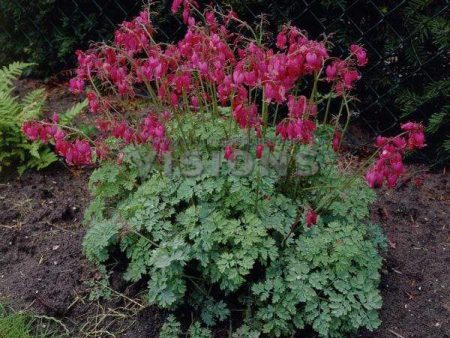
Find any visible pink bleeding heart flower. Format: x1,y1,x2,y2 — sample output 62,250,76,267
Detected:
191,96,199,110
256,144,264,159
224,145,234,161
69,78,85,94
305,52,319,69
332,132,342,152
86,92,100,113
401,122,426,149
350,44,368,67
51,113,60,123
326,63,337,81
276,32,287,49
171,0,183,13
306,209,318,228
365,170,384,188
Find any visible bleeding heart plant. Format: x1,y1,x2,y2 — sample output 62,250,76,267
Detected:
23,2,426,336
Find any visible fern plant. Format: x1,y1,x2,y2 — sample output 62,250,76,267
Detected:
0,62,87,174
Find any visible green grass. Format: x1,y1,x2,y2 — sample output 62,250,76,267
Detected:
0,304,68,338
0,309,32,338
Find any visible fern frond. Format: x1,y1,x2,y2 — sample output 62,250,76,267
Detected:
398,78,450,118
442,139,450,152
22,88,46,106
0,62,35,123
60,99,87,125
0,62,56,173
426,103,450,133
0,91,21,122
20,89,47,122
0,62,34,93
403,0,431,19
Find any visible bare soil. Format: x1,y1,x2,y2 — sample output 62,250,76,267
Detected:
365,167,450,338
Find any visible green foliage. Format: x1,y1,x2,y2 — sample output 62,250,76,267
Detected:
59,99,88,125
187,322,212,337
0,62,87,174
232,325,261,338
160,317,212,338
251,221,382,336
160,315,182,338
83,113,385,337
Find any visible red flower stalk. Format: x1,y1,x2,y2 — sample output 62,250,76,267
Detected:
366,122,425,189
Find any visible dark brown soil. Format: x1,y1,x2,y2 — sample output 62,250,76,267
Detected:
0,168,89,315
365,167,450,338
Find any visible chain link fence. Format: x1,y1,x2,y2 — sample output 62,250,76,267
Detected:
218,0,449,138
1,0,449,155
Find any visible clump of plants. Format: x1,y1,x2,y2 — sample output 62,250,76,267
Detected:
0,62,86,174
23,1,425,336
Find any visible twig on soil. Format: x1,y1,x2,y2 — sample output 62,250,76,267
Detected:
387,329,406,338
78,299,139,337
24,299,36,311
71,282,145,337
403,290,415,300
44,221,76,234
32,314,70,336
66,294,82,311
0,223,21,229
95,282,145,309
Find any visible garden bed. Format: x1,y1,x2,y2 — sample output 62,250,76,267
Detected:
1,162,448,337
0,4,448,332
